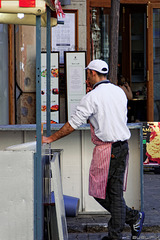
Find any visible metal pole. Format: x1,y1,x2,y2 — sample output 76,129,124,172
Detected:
46,6,51,137
35,15,43,240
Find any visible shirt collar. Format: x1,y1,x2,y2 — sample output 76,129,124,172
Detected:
93,80,110,89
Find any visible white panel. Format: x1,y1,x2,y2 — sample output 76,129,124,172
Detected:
50,131,82,211
124,129,141,209
0,151,34,240
0,125,142,214
6,141,36,151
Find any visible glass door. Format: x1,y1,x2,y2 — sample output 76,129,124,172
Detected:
147,4,160,121
153,8,160,120
119,5,147,122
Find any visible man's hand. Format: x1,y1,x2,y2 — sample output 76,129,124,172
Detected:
42,136,53,144
41,122,75,144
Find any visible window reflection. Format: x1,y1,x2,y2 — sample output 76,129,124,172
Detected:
90,8,110,62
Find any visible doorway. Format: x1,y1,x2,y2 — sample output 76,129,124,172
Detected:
147,4,160,121
88,4,148,122
119,5,147,122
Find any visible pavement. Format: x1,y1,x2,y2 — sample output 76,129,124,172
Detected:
66,172,160,239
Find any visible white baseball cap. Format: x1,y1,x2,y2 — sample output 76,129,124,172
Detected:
85,59,109,74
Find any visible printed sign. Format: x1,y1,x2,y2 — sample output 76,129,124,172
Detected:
41,52,59,124
65,51,86,121
143,122,160,165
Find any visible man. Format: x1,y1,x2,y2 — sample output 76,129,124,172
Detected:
42,59,145,240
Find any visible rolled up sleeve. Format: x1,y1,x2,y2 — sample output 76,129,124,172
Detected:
69,95,94,129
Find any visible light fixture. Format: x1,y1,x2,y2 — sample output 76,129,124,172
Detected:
17,13,24,19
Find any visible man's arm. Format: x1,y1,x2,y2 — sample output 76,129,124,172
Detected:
42,122,75,144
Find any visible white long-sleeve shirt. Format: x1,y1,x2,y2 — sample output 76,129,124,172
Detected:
69,81,131,142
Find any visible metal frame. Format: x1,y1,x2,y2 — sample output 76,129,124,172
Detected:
46,6,51,136
50,151,68,239
34,6,52,239
34,14,43,240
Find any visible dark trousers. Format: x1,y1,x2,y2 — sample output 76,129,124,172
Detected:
95,141,139,239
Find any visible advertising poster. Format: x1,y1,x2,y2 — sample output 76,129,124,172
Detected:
65,52,86,121
143,122,160,167
41,52,59,124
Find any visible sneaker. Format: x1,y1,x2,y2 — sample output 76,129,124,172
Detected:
131,211,145,239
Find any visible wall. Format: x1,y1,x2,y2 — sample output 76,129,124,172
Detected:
62,0,87,52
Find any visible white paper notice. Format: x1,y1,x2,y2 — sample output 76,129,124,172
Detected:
52,13,75,63
69,66,83,94
66,52,86,120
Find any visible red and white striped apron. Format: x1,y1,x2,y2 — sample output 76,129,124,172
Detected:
89,124,112,199
89,124,129,199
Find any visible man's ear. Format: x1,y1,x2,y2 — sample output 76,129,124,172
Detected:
92,70,96,76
